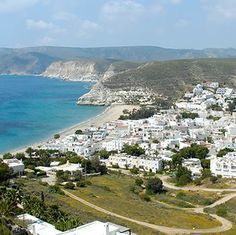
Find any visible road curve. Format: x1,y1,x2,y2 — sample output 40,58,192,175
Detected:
63,189,234,235
159,175,236,192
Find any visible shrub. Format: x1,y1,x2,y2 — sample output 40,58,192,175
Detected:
216,206,227,216
130,185,142,195
135,178,143,187
201,169,212,179
139,192,151,202
64,182,75,190
75,129,83,135
48,185,65,195
175,166,192,186
210,176,218,184
176,191,186,199
130,166,139,174
26,172,35,179
76,181,86,188
193,178,202,186
146,177,163,194
54,134,60,139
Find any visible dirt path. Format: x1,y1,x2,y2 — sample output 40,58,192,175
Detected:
159,175,236,192
63,189,234,235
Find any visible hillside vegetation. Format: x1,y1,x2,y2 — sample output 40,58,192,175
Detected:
103,59,236,100
1,46,236,75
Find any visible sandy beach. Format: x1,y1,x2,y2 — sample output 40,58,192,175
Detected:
9,104,138,155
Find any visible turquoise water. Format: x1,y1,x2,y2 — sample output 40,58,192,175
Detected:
0,75,105,154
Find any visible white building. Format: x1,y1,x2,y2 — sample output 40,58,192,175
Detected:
36,161,83,176
3,159,24,175
210,152,236,178
182,158,203,178
107,154,163,172
17,214,133,235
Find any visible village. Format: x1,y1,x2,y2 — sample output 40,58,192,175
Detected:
1,81,236,235
14,81,234,180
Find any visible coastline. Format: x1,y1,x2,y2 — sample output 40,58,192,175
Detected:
9,104,138,155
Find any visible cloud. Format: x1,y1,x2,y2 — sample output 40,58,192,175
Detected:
101,0,164,24
202,0,236,21
175,19,189,28
26,19,55,30
78,20,102,38
101,0,145,22
52,11,76,21
0,0,38,12
169,0,183,4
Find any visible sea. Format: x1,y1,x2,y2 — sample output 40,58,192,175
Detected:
0,75,105,154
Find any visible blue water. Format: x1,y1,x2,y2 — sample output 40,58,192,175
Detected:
0,75,105,153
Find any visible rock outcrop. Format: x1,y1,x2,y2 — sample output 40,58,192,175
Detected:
43,61,105,81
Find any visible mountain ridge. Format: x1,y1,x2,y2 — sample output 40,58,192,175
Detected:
1,45,236,75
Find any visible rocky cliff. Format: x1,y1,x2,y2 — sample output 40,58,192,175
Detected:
42,60,106,81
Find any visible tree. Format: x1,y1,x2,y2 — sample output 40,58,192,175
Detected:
54,134,60,139
64,182,75,190
98,149,110,159
122,144,145,156
217,148,234,158
15,152,26,160
75,129,83,135
201,169,212,179
119,107,157,120
130,166,139,174
135,178,143,187
2,153,13,160
201,159,210,169
175,166,192,186
171,153,182,168
0,161,12,185
146,177,163,194
0,189,20,216
181,112,199,119
210,176,218,184
26,147,34,158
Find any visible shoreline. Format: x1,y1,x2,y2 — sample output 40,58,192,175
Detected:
9,104,138,155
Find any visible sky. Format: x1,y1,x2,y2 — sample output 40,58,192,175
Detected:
0,0,236,49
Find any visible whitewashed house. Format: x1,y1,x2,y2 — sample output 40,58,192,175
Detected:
182,158,203,178
3,159,24,175
210,152,236,178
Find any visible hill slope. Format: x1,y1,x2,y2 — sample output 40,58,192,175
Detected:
104,59,236,99
78,59,236,105
1,46,236,75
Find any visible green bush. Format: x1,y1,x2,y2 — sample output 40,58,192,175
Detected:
216,206,227,216
139,193,151,202
210,176,218,184
54,134,60,139
135,178,143,186
76,181,86,188
146,177,163,194
130,166,139,174
130,185,142,195
64,182,75,190
48,185,65,195
193,178,202,186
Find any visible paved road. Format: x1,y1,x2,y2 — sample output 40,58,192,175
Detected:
63,189,234,235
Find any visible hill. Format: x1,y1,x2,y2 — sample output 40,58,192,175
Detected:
1,46,236,75
78,59,236,105
104,59,236,99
